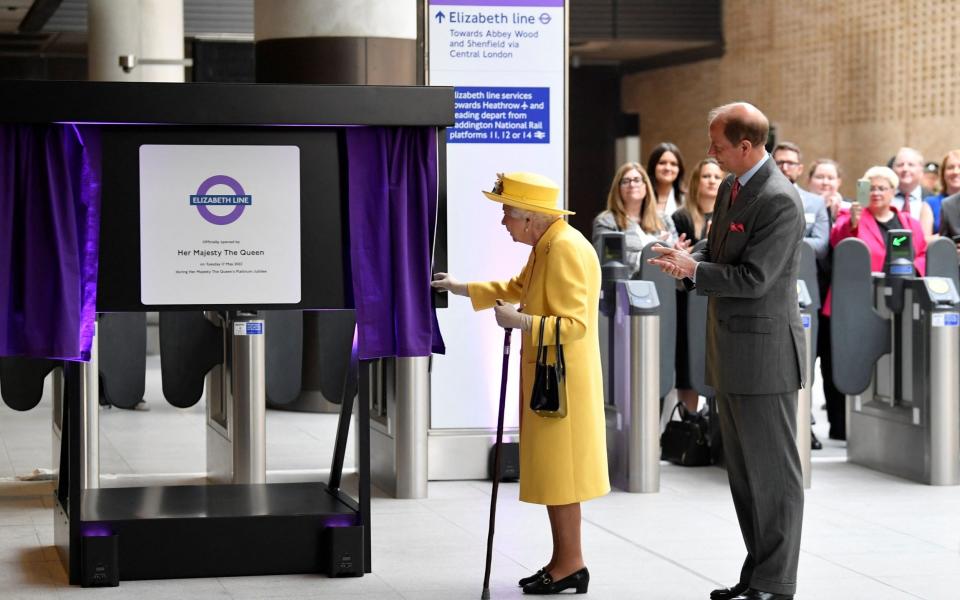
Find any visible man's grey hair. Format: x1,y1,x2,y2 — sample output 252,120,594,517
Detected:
894,147,924,164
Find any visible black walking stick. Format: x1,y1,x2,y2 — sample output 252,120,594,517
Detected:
481,326,513,600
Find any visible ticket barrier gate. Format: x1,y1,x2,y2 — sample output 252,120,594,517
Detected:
832,234,960,485
598,233,663,493
796,280,814,489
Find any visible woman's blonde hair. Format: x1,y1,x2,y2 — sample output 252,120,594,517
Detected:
685,158,721,237
605,162,662,233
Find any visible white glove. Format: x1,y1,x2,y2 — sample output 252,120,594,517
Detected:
431,272,468,296
494,300,530,330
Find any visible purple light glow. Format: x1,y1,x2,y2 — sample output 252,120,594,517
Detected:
81,523,114,537
323,515,360,528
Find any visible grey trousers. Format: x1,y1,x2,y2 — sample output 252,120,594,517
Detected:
717,391,804,596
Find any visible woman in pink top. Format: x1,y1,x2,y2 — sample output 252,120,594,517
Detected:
825,165,927,318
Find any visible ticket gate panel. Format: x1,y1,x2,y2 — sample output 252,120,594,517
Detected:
606,280,660,493
843,275,960,485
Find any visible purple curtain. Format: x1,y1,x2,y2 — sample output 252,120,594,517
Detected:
346,126,445,359
0,124,101,361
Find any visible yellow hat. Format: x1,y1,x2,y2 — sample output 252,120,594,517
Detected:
482,172,574,215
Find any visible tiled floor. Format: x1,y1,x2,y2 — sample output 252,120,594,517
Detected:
0,358,958,599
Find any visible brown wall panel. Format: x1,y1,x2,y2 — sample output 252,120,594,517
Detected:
622,0,960,197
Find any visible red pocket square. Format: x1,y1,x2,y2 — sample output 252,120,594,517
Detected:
729,222,745,232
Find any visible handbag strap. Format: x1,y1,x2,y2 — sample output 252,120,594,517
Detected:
536,315,547,365
555,316,565,377
668,401,682,421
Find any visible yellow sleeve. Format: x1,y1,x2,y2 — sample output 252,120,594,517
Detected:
528,239,589,345
467,258,530,311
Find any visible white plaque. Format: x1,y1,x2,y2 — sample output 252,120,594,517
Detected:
139,144,301,305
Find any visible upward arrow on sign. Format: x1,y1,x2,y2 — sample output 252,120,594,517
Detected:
435,11,445,23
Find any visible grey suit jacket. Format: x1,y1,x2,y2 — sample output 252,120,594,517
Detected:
798,186,829,259
939,193,960,238
687,158,806,395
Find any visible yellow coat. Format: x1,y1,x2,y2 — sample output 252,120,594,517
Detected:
469,219,610,505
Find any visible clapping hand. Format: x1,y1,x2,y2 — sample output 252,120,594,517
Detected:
647,245,697,280
673,233,692,252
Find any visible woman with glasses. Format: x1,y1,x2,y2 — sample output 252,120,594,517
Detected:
646,142,686,218
823,166,927,439
591,162,687,275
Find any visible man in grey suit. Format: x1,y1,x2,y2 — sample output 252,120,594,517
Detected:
650,102,805,600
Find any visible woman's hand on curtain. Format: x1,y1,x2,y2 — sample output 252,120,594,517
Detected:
431,272,468,296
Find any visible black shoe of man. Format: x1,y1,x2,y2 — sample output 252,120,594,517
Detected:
732,588,794,600
710,582,748,600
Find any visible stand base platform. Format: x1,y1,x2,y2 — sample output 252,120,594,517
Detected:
56,481,361,582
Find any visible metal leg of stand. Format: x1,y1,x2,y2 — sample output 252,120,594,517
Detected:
81,324,99,490
394,357,429,499
358,359,372,573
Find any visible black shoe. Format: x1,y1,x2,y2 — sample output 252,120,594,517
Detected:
522,567,589,595
711,582,749,600
518,568,546,587
828,429,846,441
811,431,823,450
732,589,793,600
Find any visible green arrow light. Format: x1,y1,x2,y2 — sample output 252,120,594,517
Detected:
893,236,907,246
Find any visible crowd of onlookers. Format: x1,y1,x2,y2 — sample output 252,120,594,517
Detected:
591,142,960,446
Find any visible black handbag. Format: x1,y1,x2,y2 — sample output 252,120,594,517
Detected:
660,403,712,466
529,316,567,418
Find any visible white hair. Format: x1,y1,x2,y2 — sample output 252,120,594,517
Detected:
507,206,559,227
863,166,899,190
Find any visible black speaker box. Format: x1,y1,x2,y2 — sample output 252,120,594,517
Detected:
488,441,520,481
322,525,364,577
81,533,119,587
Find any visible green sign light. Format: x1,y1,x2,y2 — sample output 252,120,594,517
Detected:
893,236,907,246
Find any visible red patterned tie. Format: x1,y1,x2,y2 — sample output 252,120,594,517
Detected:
730,179,742,205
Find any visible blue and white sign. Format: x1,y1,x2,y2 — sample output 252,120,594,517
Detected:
429,1,565,434
450,86,550,144
932,312,960,327
233,321,265,336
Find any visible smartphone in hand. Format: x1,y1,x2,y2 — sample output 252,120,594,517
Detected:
856,178,871,207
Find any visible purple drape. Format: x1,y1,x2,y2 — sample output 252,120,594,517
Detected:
346,126,445,359
0,124,101,361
